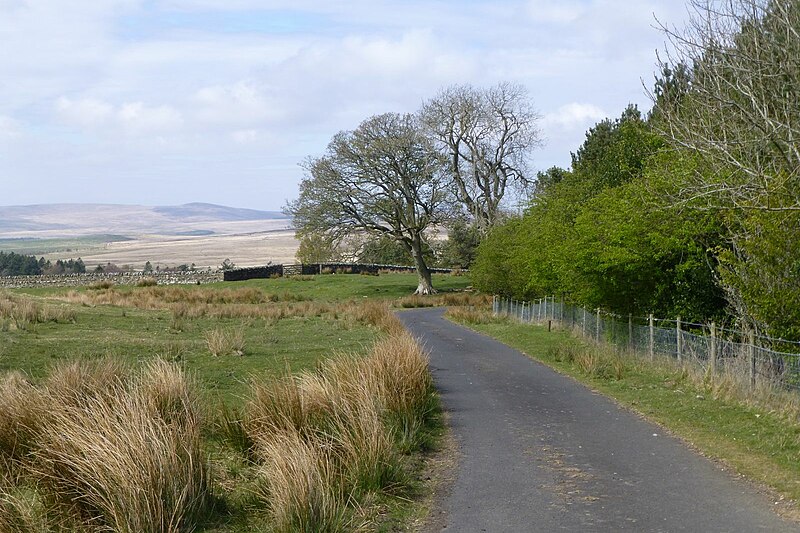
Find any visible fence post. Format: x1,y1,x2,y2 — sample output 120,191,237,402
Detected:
560,295,565,324
676,316,682,364
595,308,601,343
628,314,633,351
648,314,654,360
710,322,717,375
582,307,587,338
748,330,756,389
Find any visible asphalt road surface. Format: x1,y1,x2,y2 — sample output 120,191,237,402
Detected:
398,308,797,533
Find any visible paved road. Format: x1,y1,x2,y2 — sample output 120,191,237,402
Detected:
398,308,797,533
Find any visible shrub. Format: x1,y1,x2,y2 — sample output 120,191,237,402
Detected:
136,277,158,287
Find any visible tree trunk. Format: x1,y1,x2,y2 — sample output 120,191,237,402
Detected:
410,235,436,295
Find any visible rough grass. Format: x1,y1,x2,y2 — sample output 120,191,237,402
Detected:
0,359,212,533
1,274,453,531
243,321,437,531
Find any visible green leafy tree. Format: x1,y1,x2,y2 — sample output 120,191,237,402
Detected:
437,219,481,269
288,113,453,294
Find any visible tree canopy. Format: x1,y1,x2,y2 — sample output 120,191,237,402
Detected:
288,113,452,294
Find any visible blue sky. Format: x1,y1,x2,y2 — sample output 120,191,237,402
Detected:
0,0,689,211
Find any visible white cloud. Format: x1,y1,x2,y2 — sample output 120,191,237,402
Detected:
526,0,585,23
1,0,692,209
0,115,22,143
56,97,182,135
542,103,607,132
231,129,258,144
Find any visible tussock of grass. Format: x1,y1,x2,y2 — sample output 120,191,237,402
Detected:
205,327,246,356
0,359,213,533
243,324,436,530
253,428,350,533
0,293,76,332
398,292,489,309
444,306,497,324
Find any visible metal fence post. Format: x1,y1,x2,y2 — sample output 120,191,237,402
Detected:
676,316,682,364
648,314,654,360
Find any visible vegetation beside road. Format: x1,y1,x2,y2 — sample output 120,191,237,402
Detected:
448,309,800,516
0,272,472,531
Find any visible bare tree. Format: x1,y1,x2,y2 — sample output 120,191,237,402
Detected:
421,83,541,231
653,0,800,211
287,113,452,295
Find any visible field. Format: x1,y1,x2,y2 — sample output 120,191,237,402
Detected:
0,204,298,270
0,273,477,532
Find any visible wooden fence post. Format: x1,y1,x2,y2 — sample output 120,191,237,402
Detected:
628,314,633,351
710,321,717,375
748,330,756,389
649,314,654,360
580,307,585,337
676,316,682,363
595,308,601,343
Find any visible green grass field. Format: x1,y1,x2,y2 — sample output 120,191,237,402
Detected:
0,272,472,532
0,234,131,256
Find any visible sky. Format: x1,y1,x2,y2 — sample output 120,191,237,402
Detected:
0,0,690,211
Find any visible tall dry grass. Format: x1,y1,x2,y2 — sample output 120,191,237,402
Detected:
242,304,436,531
0,292,76,332
0,359,212,533
205,327,246,356
253,428,350,533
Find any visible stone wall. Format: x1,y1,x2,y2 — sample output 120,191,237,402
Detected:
0,270,223,289
224,262,460,282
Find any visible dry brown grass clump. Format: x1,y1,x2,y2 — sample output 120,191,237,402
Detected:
445,306,497,324
242,328,435,531
0,293,77,332
0,359,212,533
252,428,349,533
205,327,246,356
398,292,490,309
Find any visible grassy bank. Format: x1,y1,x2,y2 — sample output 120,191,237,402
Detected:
448,310,800,515
0,272,467,531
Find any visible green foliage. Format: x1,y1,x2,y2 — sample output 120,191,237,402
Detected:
295,230,341,264
435,219,481,269
0,251,42,276
357,234,416,265
472,106,728,322
718,210,800,341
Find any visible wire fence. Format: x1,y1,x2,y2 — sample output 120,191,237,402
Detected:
493,296,800,392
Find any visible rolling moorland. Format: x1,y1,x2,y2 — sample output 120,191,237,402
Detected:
0,203,298,271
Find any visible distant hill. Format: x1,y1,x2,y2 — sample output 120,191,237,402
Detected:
0,203,289,239
153,203,285,222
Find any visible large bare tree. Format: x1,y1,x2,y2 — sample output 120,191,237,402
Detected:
288,113,451,295
421,83,541,231
653,0,800,211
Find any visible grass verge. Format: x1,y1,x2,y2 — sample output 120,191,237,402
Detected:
448,309,800,516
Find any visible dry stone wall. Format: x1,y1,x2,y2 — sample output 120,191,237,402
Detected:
0,270,223,289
